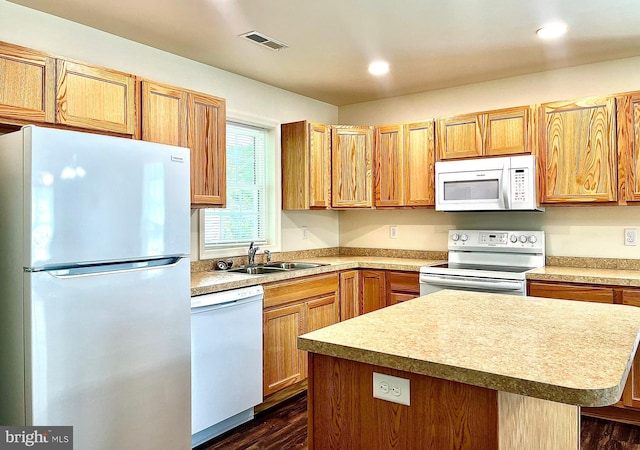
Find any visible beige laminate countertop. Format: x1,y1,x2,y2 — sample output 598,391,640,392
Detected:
190,256,443,296
298,289,640,407
527,266,640,287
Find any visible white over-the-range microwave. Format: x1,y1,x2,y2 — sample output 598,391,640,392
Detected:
435,154,544,212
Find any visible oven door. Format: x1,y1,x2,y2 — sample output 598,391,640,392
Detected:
435,158,509,211
419,273,525,296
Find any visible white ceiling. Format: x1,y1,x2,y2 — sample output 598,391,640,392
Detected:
9,0,640,106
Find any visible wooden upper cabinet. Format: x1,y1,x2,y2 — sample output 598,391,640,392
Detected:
437,114,482,160
0,42,55,124
375,120,435,207
484,107,533,156
538,96,617,204
331,125,374,208
140,80,226,208
188,92,226,208
436,106,533,160
617,92,640,203
140,81,188,146
281,121,331,210
56,59,136,134
374,124,403,207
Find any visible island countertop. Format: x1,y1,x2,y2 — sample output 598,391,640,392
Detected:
298,289,640,407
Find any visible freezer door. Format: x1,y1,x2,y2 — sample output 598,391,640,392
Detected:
25,257,191,450
24,126,190,268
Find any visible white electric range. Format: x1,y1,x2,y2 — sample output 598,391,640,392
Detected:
420,230,545,296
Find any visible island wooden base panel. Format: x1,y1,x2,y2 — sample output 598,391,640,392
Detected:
308,354,580,450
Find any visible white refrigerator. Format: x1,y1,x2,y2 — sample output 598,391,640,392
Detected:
0,126,192,449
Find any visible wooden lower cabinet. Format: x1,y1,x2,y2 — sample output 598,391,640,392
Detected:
339,270,359,321
387,271,420,305
262,273,339,397
359,270,386,314
527,280,640,424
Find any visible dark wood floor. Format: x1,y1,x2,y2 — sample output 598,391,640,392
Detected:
198,393,640,450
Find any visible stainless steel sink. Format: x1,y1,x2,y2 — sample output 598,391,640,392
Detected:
266,262,328,270
226,266,289,275
224,261,328,275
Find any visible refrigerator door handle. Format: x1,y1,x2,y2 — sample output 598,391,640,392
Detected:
45,257,183,278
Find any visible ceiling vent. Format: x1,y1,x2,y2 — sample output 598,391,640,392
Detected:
239,31,289,51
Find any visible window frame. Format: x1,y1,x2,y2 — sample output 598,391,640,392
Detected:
198,112,280,260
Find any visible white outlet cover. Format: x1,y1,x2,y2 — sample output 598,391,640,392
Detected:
373,372,410,406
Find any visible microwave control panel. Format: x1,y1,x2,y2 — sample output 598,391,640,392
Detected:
511,168,530,203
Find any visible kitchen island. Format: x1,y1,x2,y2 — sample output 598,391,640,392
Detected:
298,290,640,450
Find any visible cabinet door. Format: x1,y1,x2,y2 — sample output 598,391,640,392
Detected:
339,270,359,321
621,289,640,408
484,106,532,156
306,294,339,333
538,96,617,203
375,124,403,207
140,80,188,147
404,121,436,206
386,271,420,306
188,92,226,207
308,122,331,208
263,303,305,396
527,281,614,303
0,42,55,124
617,92,640,203
359,270,386,314
56,59,136,134
331,126,373,208
436,114,482,160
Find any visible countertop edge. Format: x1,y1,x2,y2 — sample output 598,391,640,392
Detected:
297,335,628,407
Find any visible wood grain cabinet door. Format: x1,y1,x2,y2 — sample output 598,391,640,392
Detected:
359,270,386,314
538,96,617,203
339,270,359,321
331,126,374,208
263,303,305,396
140,80,188,147
56,59,136,134
386,271,420,306
404,120,436,206
308,122,331,208
436,114,482,160
374,124,403,207
305,294,339,333
0,42,55,124
188,92,226,208
527,281,614,303
484,106,533,156
617,92,640,203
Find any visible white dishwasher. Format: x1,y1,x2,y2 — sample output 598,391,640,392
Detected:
191,285,264,447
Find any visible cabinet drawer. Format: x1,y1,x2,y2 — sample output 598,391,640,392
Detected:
264,273,339,308
528,281,614,303
387,271,420,295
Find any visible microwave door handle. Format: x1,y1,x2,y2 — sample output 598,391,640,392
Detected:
501,164,510,209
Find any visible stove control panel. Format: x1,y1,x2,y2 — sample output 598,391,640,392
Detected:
448,230,545,252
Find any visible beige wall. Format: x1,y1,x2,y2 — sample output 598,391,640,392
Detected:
338,58,640,258
0,0,339,260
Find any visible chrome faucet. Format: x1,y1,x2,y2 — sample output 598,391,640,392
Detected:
264,249,271,263
248,241,259,265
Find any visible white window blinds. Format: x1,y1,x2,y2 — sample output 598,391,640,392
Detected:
203,122,267,249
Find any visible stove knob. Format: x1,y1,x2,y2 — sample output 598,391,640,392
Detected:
519,235,527,243
528,235,538,244
510,235,518,243
460,234,468,242
451,233,459,241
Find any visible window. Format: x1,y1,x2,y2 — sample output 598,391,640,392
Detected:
201,122,269,254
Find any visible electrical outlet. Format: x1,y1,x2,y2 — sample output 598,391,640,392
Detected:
625,228,637,246
302,226,308,240
389,226,398,239
373,372,410,406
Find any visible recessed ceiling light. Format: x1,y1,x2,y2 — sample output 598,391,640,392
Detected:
536,22,567,40
368,61,390,76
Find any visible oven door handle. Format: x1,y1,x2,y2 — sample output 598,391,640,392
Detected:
420,275,522,291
